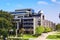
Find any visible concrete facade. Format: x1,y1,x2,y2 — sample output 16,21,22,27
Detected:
43,20,56,30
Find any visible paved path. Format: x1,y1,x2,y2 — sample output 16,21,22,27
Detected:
34,31,56,40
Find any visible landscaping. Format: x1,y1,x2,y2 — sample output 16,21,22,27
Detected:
35,26,45,35
7,34,37,40
21,34,36,39
7,26,53,40
46,24,60,40
47,35,60,39
47,31,60,40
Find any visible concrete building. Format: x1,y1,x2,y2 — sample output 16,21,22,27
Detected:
11,9,56,34
43,20,56,30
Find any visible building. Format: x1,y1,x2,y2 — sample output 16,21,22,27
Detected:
11,9,56,34
43,20,56,30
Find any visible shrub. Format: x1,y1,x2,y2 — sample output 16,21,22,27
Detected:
44,27,52,33
35,26,45,35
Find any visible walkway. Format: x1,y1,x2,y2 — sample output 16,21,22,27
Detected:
34,31,56,40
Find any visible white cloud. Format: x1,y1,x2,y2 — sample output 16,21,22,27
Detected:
37,1,48,5
51,0,56,2
51,0,60,4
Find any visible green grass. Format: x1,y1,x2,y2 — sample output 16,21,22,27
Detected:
56,32,60,34
47,31,60,39
47,35,60,39
7,34,37,40
22,34,37,39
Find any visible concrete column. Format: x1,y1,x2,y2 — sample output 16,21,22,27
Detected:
17,22,19,30
41,14,44,26
16,29,17,37
33,18,35,34
16,22,19,37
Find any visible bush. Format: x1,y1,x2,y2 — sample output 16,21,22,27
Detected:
44,27,52,33
35,26,45,35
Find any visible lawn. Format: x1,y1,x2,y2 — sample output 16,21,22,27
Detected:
47,35,60,39
47,32,60,39
7,34,37,40
56,32,60,34
22,34,37,39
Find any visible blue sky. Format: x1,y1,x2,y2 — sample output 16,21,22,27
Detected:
0,0,60,24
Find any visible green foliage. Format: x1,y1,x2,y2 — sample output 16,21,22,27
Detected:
0,10,13,37
0,10,13,29
35,26,45,34
0,28,8,37
44,27,52,33
0,10,13,21
0,18,13,28
56,24,60,31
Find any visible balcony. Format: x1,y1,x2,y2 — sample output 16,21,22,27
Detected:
23,25,33,27
23,21,33,23
24,29,33,31
12,19,21,22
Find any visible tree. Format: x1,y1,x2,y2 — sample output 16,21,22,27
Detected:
0,10,13,21
0,18,13,29
0,10,13,39
35,26,45,35
56,24,60,31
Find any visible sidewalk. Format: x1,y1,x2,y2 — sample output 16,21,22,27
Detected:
34,31,56,40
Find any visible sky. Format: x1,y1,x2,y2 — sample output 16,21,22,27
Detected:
0,0,60,24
